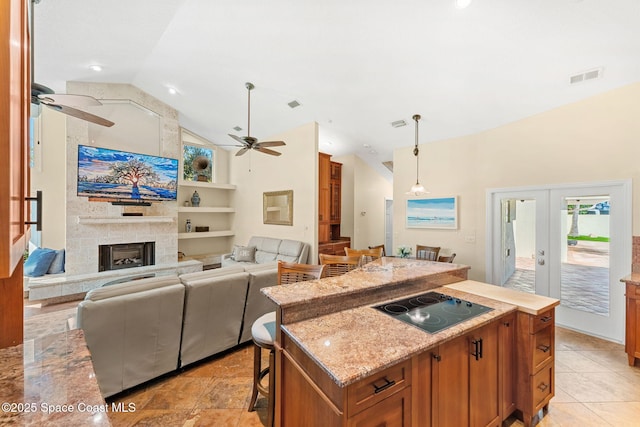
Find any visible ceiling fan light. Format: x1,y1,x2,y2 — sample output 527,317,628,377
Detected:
455,0,472,9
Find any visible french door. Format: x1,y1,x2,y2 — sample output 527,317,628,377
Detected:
487,181,631,343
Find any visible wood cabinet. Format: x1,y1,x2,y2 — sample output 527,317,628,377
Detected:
319,153,343,244
624,281,640,366
318,239,351,257
280,334,411,427
318,153,331,243
515,308,555,427
1,0,30,349
431,319,501,427
499,313,517,420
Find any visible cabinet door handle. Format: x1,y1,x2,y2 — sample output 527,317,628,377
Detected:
372,377,396,394
538,383,549,392
540,316,552,323
432,354,441,362
471,338,483,361
503,321,510,327
537,344,551,353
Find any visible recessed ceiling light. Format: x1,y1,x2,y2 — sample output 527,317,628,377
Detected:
168,87,177,95
455,0,472,9
363,143,371,148
89,64,102,72
391,120,407,128
288,100,301,108
233,126,242,132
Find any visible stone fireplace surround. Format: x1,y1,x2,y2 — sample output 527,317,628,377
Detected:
26,82,204,301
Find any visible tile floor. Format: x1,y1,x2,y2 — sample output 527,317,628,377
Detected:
23,298,640,426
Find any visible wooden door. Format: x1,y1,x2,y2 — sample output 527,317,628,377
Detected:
348,387,411,427
0,0,30,348
432,333,469,427
469,322,501,427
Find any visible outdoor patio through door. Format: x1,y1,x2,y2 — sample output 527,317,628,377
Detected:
487,181,631,343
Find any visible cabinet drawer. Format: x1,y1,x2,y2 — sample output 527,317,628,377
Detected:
347,359,411,417
533,326,553,370
531,309,554,334
627,283,640,298
532,363,553,410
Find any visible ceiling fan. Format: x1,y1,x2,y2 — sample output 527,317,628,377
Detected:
227,82,285,156
29,0,114,127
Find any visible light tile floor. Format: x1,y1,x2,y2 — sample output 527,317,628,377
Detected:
23,298,640,426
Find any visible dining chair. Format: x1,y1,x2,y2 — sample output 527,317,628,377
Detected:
249,261,325,427
437,253,456,263
345,247,384,265
319,254,361,277
416,245,441,261
368,244,386,257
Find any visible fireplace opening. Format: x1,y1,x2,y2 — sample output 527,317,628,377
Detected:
99,242,155,272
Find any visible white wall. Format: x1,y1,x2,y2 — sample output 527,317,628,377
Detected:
230,122,318,262
394,82,640,281
334,154,393,250
30,107,66,249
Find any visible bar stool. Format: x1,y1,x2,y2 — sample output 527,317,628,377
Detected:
248,261,325,427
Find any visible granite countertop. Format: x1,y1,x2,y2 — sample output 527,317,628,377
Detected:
621,273,640,285
263,257,470,308
282,286,517,387
445,280,560,315
0,330,110,426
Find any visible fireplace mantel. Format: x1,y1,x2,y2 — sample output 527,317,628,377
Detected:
76,215,175,225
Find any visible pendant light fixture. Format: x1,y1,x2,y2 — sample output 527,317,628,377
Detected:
407,114,428,196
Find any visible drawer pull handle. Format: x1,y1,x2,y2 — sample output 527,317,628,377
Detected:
538,383,549,392
537,344,551,353
503,321,510,327
540,316,552,323
433,354,441,362
373,377,396,394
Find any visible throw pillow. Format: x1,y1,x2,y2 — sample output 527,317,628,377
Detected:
235,246,257,262
24,248,57,277
47,249,65,274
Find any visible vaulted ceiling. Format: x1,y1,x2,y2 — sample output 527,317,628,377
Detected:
33,0,640,179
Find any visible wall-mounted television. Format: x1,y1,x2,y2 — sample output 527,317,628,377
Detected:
77,145,178,202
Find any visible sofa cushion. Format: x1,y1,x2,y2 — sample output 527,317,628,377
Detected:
179,266,245,282
243,262,278,273
85,275,180,302
24,248,57,277
235,246,256,262
255,250,277,264
249,236,281,254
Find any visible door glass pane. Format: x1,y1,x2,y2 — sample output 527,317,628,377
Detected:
503,199,535,293
561,197,610,316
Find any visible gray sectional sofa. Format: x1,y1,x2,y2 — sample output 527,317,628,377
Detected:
222,236,310,267
77,262,279,398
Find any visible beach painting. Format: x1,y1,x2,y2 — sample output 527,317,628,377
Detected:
406,197,458,229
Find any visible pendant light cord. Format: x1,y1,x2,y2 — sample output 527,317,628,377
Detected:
413,114,421,184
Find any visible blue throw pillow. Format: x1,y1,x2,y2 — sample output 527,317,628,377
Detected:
47,249,65,274
24,248,57,277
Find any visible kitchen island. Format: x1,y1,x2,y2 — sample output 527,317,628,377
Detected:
263,258,559,427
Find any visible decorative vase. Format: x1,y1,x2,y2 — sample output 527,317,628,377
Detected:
190,191,200,207
185,219,192,233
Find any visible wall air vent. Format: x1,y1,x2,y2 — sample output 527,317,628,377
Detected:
233,126,242,132
391,120,407,128
569,67,603,85
288,100,301,108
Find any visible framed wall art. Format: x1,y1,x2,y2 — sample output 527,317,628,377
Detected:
406,196,458,229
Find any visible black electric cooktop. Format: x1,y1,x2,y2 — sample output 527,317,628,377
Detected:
372,291,493,334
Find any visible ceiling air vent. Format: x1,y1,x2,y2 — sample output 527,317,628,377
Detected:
382,161,393,172
233,126,242,132
391,120,407,128
569,67,603,85
288,100,301,108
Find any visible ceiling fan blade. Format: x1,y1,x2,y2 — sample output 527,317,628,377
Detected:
235,147,250,156
228,134,251,146
254,146,282,156
45,104,115,127
256,140,286,148
39,93,102,108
